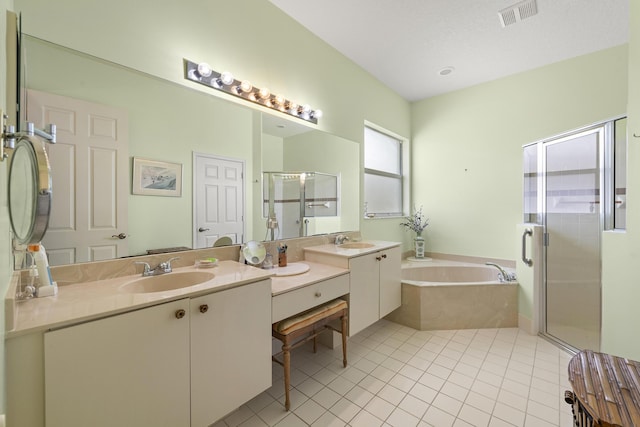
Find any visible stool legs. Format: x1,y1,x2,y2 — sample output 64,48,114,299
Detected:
282,341,292,411
341,314,348,368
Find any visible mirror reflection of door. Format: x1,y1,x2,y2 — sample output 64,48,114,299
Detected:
27,90,129,265
193,153,244,248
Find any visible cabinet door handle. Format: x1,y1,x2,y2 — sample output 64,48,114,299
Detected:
315,291,322,297
376,256,382,261
199,304,209,314
381,254,387,259
175,309,186,319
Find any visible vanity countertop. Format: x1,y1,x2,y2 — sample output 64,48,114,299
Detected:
6,260,274,338
7,259,351,338
270,261,349,296
303,240,400,258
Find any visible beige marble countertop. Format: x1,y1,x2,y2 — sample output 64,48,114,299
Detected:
270,261,349,296
6,260,274,338
303,240,400,258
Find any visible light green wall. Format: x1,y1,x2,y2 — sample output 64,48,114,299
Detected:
412,45,627,260
412,45,628,329
13,0,410,145
600,2,640,360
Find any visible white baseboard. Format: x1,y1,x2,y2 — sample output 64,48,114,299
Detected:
518,314,536,335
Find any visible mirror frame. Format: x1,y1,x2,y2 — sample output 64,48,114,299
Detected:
8,135,52,244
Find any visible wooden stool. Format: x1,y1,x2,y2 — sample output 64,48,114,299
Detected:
565,350,640,427
271,299,348,410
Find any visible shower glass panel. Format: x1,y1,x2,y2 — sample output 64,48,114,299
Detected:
263,172,338,240
544,129,601,351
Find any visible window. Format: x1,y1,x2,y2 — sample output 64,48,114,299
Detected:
364,126,403,218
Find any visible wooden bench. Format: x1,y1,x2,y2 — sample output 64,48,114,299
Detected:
271,299,348,410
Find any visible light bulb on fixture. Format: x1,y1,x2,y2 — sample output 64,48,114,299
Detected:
273,95,285,106
258,87,271,100
239,80,253,93
196,63,213,78
220,71,235,86
311,110,323,119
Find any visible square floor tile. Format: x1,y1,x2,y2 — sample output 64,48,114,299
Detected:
364,395,396,421
386,407,420,427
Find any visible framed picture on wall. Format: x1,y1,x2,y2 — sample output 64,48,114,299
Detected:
132,157,183,197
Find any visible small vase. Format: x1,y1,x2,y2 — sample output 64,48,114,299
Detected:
414,234,425,259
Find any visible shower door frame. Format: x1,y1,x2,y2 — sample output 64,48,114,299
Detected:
528,117,623,352
540,125,605,352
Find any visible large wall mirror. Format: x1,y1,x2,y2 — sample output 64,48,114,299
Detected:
21,35,360,266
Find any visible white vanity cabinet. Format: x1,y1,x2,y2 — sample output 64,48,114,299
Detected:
190,280,271,426
44,299,191,427
43,279,271,427
304,244,401,336
348,247,401,335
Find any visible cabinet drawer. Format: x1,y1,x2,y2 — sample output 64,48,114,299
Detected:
272,274,349,323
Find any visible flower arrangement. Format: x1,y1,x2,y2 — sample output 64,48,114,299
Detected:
400,205,429,235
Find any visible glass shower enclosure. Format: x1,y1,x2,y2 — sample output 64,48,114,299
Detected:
523,117,626,352
263,172,338,240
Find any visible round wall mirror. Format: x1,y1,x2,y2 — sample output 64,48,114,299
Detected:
8,135,52,244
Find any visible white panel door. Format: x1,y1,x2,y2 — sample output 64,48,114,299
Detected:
27,90,128,265
194,153,244,248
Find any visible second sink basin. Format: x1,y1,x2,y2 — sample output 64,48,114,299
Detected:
339,242,375,249
120,271,215,294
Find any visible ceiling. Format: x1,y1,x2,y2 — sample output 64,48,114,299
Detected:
269,0,629,102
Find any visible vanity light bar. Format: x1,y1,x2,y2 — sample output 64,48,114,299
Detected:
184,59,322,124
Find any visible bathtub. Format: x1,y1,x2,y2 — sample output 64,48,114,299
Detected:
385,262,518,331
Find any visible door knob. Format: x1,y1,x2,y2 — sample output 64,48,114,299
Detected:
111,232,128,239
175,309,186,319
198,227,210,232
199,304,209,313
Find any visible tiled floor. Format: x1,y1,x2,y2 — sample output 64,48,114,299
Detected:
213,320,575,427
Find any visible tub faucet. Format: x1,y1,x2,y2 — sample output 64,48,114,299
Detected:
485,262,516,282
135,257,180,276
335,234,349,245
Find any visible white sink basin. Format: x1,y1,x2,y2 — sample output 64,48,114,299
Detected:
339,242,375,249
119,271,215,294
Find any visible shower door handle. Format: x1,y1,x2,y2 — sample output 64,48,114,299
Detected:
521,228,533,267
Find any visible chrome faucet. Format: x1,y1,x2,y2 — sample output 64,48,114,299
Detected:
485,262,516,282
335,234,349,245
135,257,180,277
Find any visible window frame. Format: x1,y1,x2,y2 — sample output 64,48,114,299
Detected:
363,122,410,219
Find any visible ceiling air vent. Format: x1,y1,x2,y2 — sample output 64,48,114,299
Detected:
498,0,538,27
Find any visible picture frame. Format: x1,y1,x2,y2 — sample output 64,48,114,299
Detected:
132,157,183,197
